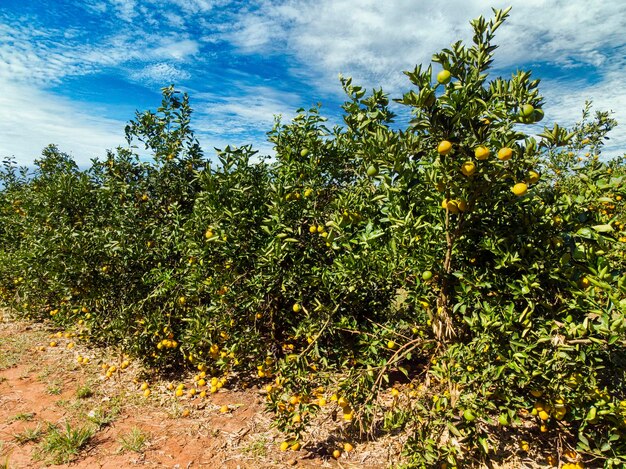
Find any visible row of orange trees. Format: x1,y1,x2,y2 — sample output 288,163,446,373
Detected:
1,8,625,467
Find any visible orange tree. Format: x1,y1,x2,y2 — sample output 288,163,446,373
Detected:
0,7,625,468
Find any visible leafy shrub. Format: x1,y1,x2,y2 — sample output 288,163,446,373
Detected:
1,8,625,468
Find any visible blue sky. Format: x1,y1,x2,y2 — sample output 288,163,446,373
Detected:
1,0,625,166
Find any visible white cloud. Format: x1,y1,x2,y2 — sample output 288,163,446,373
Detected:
221,0,626,156
0,83,126,166
152,38,200,60
2,0,626,165
132,62,191,85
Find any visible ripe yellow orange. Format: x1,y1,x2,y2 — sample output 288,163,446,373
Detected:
579,277,590,288
527,170,540,184
292,303,301,313
280,441,290,451
460,161,476,177
474,145,490,160
437,140,453,155
220,405,229,413
497,147,513,161
343,442,354,452
457,199,467,212
512,183,528,196
332,449,341,459
140,382,149,391
445,200,460,214
143,389,151,397
291,442,301,451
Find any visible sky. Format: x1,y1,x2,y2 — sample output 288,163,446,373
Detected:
1,0,625,167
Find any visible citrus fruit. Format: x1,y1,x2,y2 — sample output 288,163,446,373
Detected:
300,148,309,157
497,147,513,161
460,161,476,176
437,70,451,84
527,170,540,184
512,183,528,196
367,165,379,177
521,103,534,117
474,145,490,160
422,270,433,281
437,140,453,155
446,200,460,214
343,442,354,452
292,303,301,313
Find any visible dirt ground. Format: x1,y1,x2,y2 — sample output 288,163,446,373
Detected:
0,311,395,468
0,311,555,469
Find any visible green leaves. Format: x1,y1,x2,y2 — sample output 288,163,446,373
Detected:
1,9,626,469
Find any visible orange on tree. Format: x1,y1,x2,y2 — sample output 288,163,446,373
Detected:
437,69,451,84
460,161,476,177
512,183,528,196
527,170,540,184
438,140,453,155
474,145,490,160
497,147,513,160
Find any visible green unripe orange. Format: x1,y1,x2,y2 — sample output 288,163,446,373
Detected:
437,69,451,84
367,165,379,177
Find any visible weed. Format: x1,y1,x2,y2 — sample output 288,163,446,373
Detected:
87,400,121,429
10,412,34,422
242,436,268,458
76,384,93,399
39,422,94,464
118,427,149,453
13,423,45,444
46,381,62,395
